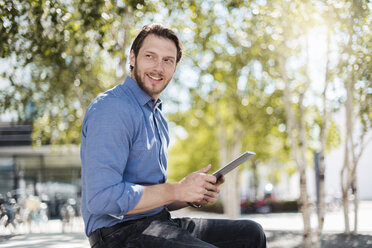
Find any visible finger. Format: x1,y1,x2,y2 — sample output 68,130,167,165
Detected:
190,193,205,203
197,164,212,174
204,174,217,184
216,175,225,185
203,195,217,204
195,198,208,205
204,190,219,199
204,183,219,193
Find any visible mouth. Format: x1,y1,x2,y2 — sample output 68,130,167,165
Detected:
147,73,163,82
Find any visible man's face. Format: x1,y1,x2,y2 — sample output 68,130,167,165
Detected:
130,34,177,100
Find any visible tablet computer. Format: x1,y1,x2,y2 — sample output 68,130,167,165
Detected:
213,151,255,179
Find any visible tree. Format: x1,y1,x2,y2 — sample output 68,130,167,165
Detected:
333,0,372,234
0,0,148,144
313,1,339,241
167,0,290,218
249,1,316,246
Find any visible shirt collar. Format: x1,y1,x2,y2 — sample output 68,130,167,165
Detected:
147,98,163,111
122,76,162,110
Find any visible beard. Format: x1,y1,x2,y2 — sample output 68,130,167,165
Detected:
133,60,171,99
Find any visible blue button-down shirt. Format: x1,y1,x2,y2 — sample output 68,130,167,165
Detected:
80,76,169,236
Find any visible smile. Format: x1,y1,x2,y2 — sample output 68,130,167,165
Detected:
147,74,163,81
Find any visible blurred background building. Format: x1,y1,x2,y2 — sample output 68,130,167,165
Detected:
0,122,81,218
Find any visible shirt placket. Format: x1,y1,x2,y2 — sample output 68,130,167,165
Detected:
152,102,166,183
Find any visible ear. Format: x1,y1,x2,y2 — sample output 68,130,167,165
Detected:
130,50,135,68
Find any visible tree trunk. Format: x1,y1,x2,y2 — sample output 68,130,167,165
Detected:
298,91,312,248
317,149,326,237
119,6,131,80
341,75,355,234
224,166,240,219
252,160,259,201
281,55,312,247
219,144,241,219
316,25,331,242
340,142,350,234
341,71,371,235
352,174,358,233
217,115,242,219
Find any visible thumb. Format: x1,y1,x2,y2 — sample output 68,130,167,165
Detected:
198,164,212,174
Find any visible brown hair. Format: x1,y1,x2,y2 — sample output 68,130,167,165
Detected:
130,23,183,71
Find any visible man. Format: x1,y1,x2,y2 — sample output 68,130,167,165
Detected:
81,23,266,248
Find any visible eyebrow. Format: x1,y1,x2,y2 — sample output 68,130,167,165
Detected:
143,50,176,61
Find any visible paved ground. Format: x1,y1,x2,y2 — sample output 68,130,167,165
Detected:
0,201,371,247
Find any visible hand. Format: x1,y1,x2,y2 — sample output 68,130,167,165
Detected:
215,175,225,186
177,164,219,205
196,174,225,205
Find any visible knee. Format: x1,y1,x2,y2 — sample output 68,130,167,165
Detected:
244,220,267,248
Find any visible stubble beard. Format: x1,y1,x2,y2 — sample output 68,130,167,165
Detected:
133,61,170,98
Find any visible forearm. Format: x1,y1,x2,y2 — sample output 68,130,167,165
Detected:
126,183,178,215
128,165,223,215
86,180,143,216
167,201,189,211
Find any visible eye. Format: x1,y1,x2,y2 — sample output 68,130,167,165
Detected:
164,58,174,64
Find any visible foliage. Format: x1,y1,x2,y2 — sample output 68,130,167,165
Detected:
167,95,219,182
0,0,148,144
167,0,292,184
0,0,370,194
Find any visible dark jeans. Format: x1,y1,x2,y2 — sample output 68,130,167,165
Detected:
90,210,267,248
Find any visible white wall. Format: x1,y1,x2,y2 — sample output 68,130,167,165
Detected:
241,140,372,201
325,140,372,200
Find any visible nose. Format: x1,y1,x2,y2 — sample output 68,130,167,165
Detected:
153,59,165,73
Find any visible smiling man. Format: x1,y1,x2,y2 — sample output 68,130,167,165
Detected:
130,33,177,100
81,23,266,248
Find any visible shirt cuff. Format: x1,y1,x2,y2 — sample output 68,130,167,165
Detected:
116,182,143,216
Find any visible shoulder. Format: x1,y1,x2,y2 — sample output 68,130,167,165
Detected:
83,89,142,131
87,88,137,117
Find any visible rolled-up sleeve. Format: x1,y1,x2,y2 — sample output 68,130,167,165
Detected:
81,97,143,216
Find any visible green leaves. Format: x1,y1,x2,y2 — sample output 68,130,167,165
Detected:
0,1,370,186
0,0,158,144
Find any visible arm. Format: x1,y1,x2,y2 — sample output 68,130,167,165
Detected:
167,201,189,211
167,173,225,211
128,165,225,214
82,99,143,216
126,183,178,214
